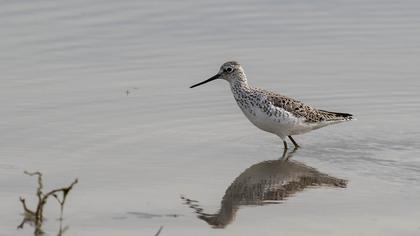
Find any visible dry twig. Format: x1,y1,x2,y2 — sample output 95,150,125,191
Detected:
18,171,78,235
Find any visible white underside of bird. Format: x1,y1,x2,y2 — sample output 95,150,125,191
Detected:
228,78,351,140
236,93,343,140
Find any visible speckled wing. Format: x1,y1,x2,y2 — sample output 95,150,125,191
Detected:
260,89,353,123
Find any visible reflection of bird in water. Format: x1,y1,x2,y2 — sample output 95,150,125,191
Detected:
182,150,347,228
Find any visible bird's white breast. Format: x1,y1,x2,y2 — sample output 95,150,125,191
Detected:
231,84,306,139
242,101,297,137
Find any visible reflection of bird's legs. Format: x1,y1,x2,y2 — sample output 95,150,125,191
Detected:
280,146,299,161
282,140,288,157
288,136,300,148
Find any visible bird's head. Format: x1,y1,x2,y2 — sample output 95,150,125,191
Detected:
190,61,246,88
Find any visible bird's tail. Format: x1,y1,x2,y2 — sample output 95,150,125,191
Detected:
318,109,354,122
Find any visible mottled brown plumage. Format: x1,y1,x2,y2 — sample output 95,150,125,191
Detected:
259,88,353,123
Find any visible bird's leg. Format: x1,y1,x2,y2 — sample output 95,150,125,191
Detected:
288,136,300,148
280,144,299,161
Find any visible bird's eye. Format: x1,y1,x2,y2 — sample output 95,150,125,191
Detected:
225,67,234,73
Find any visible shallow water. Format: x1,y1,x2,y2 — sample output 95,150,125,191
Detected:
1,0,420,235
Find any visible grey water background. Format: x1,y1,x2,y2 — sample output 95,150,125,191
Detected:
1,0,420,235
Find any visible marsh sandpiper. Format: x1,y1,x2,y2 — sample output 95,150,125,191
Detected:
190,61,353,152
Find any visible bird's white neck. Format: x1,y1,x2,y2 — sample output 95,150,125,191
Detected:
229,77,252,101
229,71,249,90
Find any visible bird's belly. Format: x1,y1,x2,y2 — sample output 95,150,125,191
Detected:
244,109,277,132
239,104,299,137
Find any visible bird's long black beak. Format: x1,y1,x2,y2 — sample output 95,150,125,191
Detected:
190,74,220,88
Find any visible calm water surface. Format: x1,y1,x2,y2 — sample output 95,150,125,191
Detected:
1,0,420,235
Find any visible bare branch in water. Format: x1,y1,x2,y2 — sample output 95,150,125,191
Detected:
154,226,164,236
18,171,78,235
